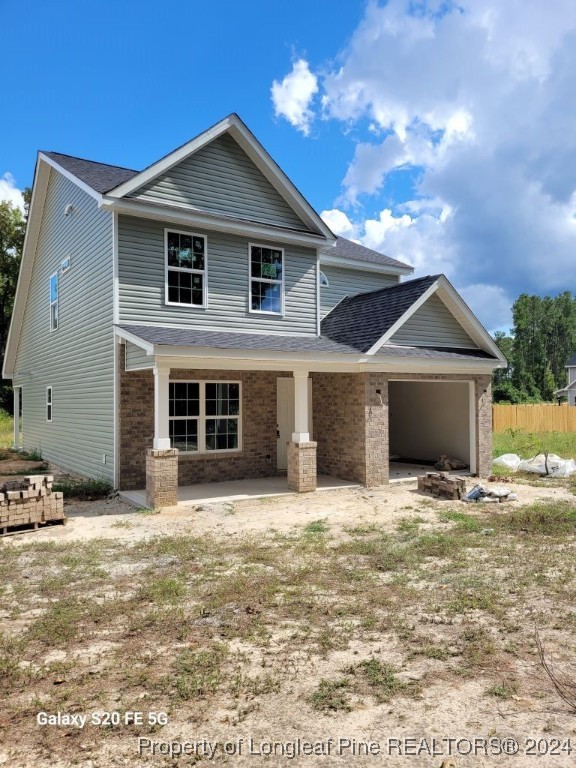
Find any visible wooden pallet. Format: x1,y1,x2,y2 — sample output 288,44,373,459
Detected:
1,517,67,538
417,472,466,500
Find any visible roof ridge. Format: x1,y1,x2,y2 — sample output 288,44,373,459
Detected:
340,273,440,303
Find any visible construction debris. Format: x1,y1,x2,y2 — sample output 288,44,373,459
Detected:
418,472,466,500
462,484,518,503
0,475,65,535
434,455,468,471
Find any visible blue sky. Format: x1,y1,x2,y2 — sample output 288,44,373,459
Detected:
3,0,576,334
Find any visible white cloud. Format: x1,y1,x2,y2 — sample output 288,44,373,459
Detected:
0,173,25,213
320,208,357,239
285,0,576,317
271,59,318,136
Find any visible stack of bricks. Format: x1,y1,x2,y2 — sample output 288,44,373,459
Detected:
0,475,65,534
417,472,466,500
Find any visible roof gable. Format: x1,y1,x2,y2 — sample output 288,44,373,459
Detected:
129,133,307,230
106,114,333,238
321,274,505,360
388,292,477,349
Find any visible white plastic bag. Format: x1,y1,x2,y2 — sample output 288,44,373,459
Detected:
493,454,521,470
517,453,576,477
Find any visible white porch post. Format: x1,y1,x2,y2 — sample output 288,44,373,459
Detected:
292,370,310,443
12,386,20,450
153,366,171,449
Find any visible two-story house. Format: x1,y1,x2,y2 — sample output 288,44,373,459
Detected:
3,114,505,508
554,352,576,405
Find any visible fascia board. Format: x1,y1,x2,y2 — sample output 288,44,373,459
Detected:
435,277,507,363
3,158,51,378
320,253,414,276
365,281,440,355
102,198,329,248
153,350,500,375
114,326,154,353
106,116,234,198
38,153,103,203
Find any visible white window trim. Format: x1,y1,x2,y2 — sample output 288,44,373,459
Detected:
169,380,242,454
49,272,58,331
46,386,53,423
319,270,330,287
248,242,285,316
61,256,71,274
164,228,208,309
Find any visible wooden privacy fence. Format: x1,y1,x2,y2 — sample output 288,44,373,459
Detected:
493,404,576,433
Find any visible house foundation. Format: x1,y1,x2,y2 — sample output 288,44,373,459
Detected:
287,440,317,492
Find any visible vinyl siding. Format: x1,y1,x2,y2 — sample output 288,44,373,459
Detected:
320,266,399,318
118,215,318,335
389,293,478,348
12,170,115,481
131,134,307,230
125,341,153,370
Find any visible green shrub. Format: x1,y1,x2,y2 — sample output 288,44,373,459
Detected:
52,478,112,500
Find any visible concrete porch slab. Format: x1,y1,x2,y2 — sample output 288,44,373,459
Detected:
121,474,360,508
389,461,471,483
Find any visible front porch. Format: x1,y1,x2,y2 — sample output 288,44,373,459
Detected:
117,338,493,509
121,474,360,508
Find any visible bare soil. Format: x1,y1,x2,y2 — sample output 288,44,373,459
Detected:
1,479,576,767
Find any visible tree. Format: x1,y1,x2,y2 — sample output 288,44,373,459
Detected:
492,331,514,385
0,193,29,411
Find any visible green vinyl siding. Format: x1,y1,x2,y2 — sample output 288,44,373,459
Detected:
389,293,478,348
125,341,153,370
12,170,114,481
320,265,399,318
118,215,318,335
131,133,307,230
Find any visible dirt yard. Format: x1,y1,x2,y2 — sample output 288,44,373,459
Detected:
1,479,576,767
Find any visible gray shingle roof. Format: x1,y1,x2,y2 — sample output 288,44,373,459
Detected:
120,325,360,355
566,352,576,367
119,323,495,361
42,152,138,194
320,274,440,352
321,236,411,271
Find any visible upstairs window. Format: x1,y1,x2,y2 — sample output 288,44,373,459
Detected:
249,244,283,314
165,229,206,307
49,273,58,330
319,270,329,287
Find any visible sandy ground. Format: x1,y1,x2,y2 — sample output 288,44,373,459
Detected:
7,477,574,547
3,478,576,768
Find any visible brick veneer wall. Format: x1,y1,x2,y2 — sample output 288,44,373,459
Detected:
119,355,286,489
312,371,493,487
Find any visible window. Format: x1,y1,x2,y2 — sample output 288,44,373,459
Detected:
46,386,52,422
165,229,206,306
249,243,283,314
169,381,241,453
49,273,58,330
61,256,71,274
319,270,329,287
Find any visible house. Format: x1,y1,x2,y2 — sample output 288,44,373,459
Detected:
553,352,576,405
3,114,506,508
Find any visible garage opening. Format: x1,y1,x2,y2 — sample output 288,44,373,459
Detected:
388,381,473,481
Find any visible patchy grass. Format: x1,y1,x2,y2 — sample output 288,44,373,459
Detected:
52,477,113,499
0,410,14,449
493,429,576,459
309,678,352,713
1,495,576,763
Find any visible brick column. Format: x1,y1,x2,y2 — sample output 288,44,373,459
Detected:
146,448,178,509
287,440,317,492
476,376,493,477
364,375,389,487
